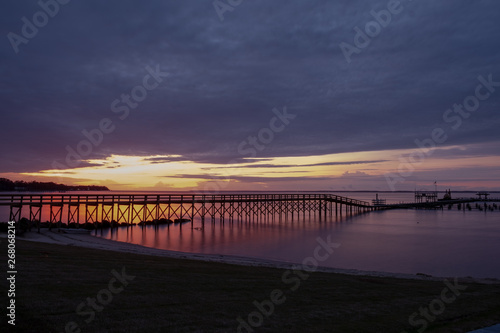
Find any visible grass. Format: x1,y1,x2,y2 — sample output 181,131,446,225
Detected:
1,239,500,332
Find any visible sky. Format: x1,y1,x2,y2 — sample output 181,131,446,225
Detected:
1,0,499,192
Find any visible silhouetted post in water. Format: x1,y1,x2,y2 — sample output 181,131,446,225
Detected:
323,197,327,218
191,195,195,229
179,195,184,221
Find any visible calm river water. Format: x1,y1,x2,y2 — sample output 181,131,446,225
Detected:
92,191,500,279
3,191,499,278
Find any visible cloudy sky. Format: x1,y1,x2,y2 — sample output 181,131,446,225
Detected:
1,0,499,191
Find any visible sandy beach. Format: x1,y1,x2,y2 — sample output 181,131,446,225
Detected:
4,229,500,332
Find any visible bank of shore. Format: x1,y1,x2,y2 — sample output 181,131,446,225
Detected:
1,231,500,332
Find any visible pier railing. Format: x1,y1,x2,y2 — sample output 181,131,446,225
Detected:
0,193,370,206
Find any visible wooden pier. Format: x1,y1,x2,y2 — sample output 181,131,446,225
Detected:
0,193,373,230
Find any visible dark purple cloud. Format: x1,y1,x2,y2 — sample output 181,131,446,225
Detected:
1,0,499,173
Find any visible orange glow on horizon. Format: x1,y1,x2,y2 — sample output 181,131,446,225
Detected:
11,144,500,191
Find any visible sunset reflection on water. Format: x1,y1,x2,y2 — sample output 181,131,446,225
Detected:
94,208,500,279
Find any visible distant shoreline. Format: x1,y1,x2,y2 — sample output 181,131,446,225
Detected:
0,177,109,192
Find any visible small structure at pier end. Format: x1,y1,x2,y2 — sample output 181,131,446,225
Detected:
372,194,386,206
415,190,438,203
476,192,490,200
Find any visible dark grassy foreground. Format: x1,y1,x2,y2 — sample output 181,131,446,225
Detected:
2,240,500,333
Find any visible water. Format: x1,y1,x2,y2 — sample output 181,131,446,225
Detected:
2,191,499,278
91,208,500,279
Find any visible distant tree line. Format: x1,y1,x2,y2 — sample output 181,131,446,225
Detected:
0,178,109,191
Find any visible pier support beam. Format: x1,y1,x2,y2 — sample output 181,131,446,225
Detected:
9,205,22,222
30,204,42,232
50,204,63,229
67,203,80,226
85,204,98,225
117,204,131,224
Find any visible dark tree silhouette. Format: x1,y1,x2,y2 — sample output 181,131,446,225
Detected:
0,178,109,191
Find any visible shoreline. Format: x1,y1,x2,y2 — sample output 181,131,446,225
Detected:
5,229,499,284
